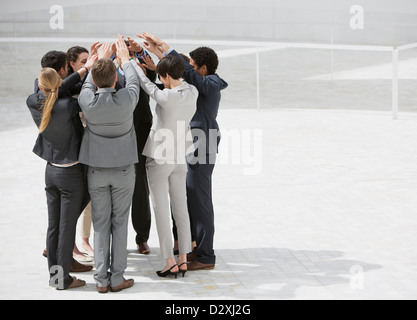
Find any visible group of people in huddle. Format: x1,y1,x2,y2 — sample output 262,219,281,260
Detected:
26,33,228,293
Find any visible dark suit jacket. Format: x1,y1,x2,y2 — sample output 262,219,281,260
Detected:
28,71,85,164
26,93,84,165
170,50,228,155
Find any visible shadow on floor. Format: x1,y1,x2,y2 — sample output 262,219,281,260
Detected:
70,246,382,299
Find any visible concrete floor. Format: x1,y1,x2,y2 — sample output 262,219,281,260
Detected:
1,106,417,300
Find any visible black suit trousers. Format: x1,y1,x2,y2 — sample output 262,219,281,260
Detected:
45,163,89,289
132,153,152,244
186,155,216,265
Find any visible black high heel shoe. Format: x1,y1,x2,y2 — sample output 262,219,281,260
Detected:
157,265,179,279
178,262,188,278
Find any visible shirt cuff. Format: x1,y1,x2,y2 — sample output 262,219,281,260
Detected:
164,48,175,57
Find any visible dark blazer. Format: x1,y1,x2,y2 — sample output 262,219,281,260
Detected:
27,71,85,164
170,50,228,155
26,93,84,165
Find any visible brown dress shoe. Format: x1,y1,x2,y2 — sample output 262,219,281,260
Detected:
187,252,197,261
187,260,215,271
66,277,86,290
110,278,134,293
137,242,150,255
70,259,93,273
97,285,109,294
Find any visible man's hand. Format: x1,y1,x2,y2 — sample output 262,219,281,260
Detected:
136,62,147,75
127,37,143,54
77,53,98,78
90,41,102,57
116,34,130,64
141,55,156,71
98,43,113,60
85,53,98,71
139,32,164,46
139,32,171,57
137,33,164,60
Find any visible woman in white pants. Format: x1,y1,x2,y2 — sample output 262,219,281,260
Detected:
131,54,198,278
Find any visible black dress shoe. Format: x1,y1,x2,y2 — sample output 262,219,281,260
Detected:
156,265,179,279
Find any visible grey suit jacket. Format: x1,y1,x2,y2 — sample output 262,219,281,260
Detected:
131,62,197,164
78,61,140,168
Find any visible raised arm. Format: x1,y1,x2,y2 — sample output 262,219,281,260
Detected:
130,60,169,106
78,71,96,112
116,36,140,106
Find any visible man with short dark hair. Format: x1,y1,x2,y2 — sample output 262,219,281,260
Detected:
78,38,140,293
139,33,228,271
90,58,117,88
41,50,68,79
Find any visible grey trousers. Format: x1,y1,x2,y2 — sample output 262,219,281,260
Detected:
87,164,135,288
146,158,192,262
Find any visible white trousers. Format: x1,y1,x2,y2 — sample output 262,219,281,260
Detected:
146,158,192,261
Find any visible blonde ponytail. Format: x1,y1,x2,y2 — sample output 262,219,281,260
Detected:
38,68,61,133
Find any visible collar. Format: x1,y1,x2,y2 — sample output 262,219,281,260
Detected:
173,80,189,91
96,88,117,94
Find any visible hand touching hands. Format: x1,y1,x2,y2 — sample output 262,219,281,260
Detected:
141,54,156,71
127,37,143,54
98,42,113,60
137,32,170,60
139,32,164,46
115,34,130,64
90,41,102,57
84,53,98,70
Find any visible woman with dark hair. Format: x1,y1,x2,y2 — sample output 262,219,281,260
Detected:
26,53,97,290
67,46,89,76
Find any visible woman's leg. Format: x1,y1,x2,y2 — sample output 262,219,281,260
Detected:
146,159,177,272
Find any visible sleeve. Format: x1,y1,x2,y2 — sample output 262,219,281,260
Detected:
130,60,169,107
78,72,96,112
169,50,218,96
69,98,82,117
122,61,140,107
59,72,81,98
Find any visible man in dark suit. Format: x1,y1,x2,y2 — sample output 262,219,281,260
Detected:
175,47,228,271
138,33,228,270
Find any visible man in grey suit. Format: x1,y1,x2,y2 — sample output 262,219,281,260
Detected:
78,39,140,293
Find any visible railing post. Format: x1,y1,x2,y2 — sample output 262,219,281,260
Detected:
256,47,261,111
392,48,399,120
331,28,334,80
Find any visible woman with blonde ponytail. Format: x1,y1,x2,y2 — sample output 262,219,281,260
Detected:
27,57,96,290
38,68,61,133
